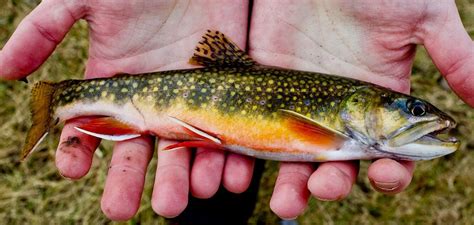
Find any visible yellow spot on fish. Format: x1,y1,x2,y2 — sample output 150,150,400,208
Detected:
173,89,179,94
330,102,336,107
209,78,216,83
177,81,183,86
217,85,224,90
113,82,118,87
241,110,247,115
256,87,262,91
230,106,235,111
188,77,195,82
245,86,251,91
322,81,327,86
230,91,236,96
110,94,115,101
75,86,82,92
290,88,295,92
125,80,131,85
266,87,272,92
121,88,128,93
99,81,105,85
163,86,168,91
201,88,207,93
132,83,138,88
143,87,149,92
89,88,94,93
277,95,283,99
296,107,302,112
268,80,274,85
101,91,107,97
318,98,322,102
201,103,207,108
191,85,196,90
132,94,139,101
252,105,258,110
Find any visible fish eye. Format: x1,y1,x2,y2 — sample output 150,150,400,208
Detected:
406,100,426,117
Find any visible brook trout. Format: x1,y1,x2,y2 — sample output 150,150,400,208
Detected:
21,30,459,161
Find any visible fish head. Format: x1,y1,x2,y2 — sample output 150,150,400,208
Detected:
341,87,459,160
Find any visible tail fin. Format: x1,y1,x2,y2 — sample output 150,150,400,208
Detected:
21,81,57,160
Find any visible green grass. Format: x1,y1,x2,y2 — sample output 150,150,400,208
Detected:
1,0,473,224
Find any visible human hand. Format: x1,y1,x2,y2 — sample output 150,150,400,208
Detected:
0,0,252,220
249,0,473,219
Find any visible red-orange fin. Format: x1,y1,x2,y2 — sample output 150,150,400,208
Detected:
279,109,349,148
168,116,221,144
74,117,141,141
163,141,224,151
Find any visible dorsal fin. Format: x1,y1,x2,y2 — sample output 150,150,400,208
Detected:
189,30,256,67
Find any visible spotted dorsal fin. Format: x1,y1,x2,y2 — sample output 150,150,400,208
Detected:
189,30,256,67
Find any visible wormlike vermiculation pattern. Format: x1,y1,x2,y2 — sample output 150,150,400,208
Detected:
53,66,364,121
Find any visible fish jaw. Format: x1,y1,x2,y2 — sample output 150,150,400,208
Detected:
377,137,459,160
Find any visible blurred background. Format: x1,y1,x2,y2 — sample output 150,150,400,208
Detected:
0,0,473,224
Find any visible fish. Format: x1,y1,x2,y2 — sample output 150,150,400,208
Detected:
20,30,459,162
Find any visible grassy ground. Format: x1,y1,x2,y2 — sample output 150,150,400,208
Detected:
0,0,473,224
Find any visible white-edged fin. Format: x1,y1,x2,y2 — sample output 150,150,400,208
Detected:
25,132,49,159
168,116,221,144
74,127,141,141
278,109,350,139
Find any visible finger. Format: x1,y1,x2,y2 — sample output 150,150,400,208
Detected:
222,153,255,193
0,0,85,79
422,2,474,105
190,148,225,199
100,136,154,221
368,159,415,194
270,163,314,220
307,161,359,201
151,140,191,218
55,119,101,179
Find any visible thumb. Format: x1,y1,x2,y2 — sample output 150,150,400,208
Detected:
423,2,474,106
0,0,85,80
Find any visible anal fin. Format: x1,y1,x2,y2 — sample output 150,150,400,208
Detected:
74,117,141,141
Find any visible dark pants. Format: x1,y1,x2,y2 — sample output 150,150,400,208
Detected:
170,159,265,225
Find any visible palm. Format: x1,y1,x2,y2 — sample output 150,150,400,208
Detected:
83,0,247,77
250,0,449,92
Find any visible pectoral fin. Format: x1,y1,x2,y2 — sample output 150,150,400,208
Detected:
279,109,349,148
74,117,141,141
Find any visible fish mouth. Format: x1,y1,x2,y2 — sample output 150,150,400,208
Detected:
379,120,459,160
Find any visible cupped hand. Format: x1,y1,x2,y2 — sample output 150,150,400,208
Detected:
0,0,251,220
250,0,473,219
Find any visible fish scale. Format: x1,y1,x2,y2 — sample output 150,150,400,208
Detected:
20,30,459,162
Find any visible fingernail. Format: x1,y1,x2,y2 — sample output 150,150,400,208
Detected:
280,216,298,221
315,196,338,201
57,171,73,181
372,180,400,191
